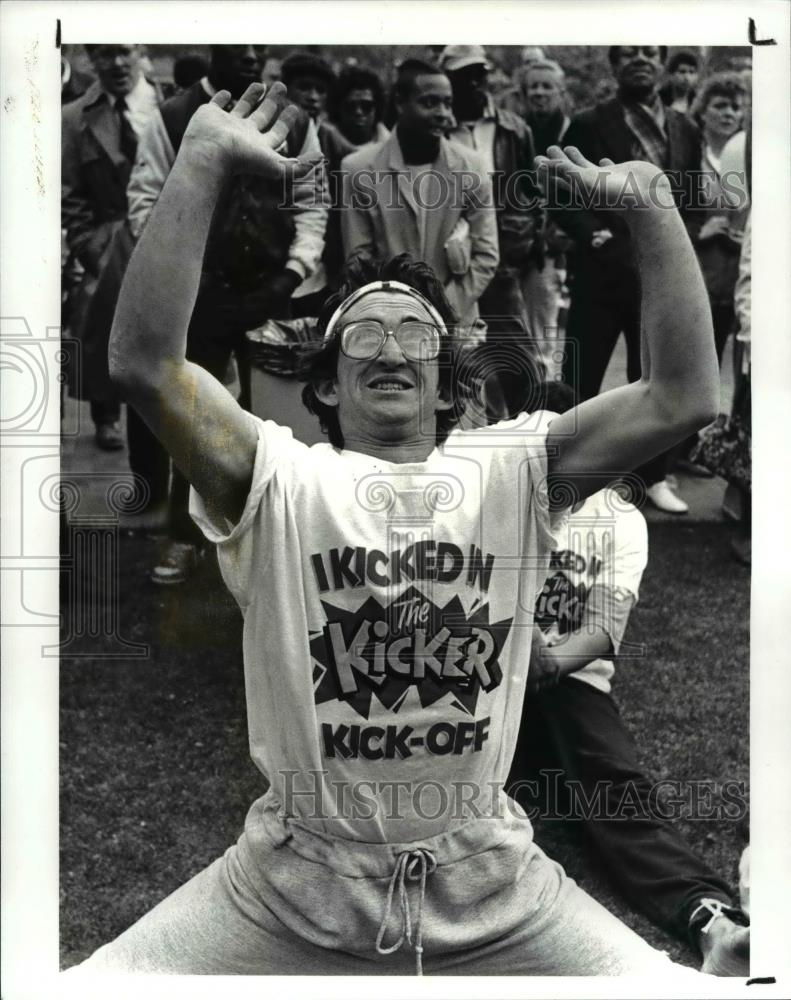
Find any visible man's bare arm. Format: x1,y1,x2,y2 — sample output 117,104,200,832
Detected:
537,147,719,505
109,83,317,526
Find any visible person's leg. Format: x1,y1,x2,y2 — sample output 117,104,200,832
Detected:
430,840,705,978
509,677,738,945
240,793,702,978
69,842,388,975
72,792,710,979
521,261,564,379
125,404,170,512
712,302,735,364
478,269,544,420
90,397,124,450
562,269,622,402
89,399,121,426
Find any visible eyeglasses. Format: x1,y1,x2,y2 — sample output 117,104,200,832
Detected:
339,320,442,362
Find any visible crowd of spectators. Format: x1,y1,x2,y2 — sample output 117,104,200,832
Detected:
61,42,752,569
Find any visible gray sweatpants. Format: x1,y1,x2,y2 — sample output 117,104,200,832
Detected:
73,795,707,978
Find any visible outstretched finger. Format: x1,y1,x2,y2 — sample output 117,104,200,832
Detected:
543,144,568,161
249,80,289,130
231,82,266,118
563,145,592,168
262,103,302,149
599,156,615,167
535,154,574,179
534,157,569,197
210,89,233,109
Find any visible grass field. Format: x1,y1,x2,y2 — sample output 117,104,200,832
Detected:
60,521,749,971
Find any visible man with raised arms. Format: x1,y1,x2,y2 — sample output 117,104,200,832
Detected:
76,80,719,977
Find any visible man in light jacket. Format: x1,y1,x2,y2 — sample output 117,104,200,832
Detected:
340,59,499,329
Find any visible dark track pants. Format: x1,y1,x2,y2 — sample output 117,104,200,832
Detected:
506,676,735,945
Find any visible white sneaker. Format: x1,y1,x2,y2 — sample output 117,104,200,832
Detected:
646,480,689,514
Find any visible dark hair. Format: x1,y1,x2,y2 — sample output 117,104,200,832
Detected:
84,43,139,57
608,46,668,67
394,58,447,102
667,50,699,74
297,253,467,449
328,65,385,125
691,72,749,127
281,51,335,88
173,53,209,90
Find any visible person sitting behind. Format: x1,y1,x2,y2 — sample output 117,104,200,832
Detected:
508,380,750,976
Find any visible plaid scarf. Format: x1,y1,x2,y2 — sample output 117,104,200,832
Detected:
620,95,668,168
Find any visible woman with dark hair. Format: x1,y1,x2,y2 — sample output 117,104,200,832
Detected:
326,64,388,146
318,66,391,290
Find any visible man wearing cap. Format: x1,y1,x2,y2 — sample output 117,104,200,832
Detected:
77,82,719,977
340,58,499,329
442,44,543,413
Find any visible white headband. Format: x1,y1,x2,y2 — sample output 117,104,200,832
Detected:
322,280,449,343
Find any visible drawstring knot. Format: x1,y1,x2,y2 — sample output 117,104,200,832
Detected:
375,848,437,975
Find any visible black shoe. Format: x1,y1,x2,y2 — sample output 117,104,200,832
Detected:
95,422,124,451
676,457,714,478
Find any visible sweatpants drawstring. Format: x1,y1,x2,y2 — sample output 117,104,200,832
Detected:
375,848,437,975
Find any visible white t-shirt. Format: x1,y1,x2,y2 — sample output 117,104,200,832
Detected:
191,412,563,842
534,488,648,693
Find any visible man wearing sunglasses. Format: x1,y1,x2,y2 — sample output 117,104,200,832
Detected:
319,66,390,289
82,82,718,978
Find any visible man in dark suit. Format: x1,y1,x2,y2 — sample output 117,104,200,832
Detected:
62,44,161,450
557,45,701,513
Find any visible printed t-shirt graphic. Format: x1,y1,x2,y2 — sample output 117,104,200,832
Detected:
190,413,561,841
535,488,648,694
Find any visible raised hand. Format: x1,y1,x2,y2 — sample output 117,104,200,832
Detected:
535,145,668,213
181,81,321,180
